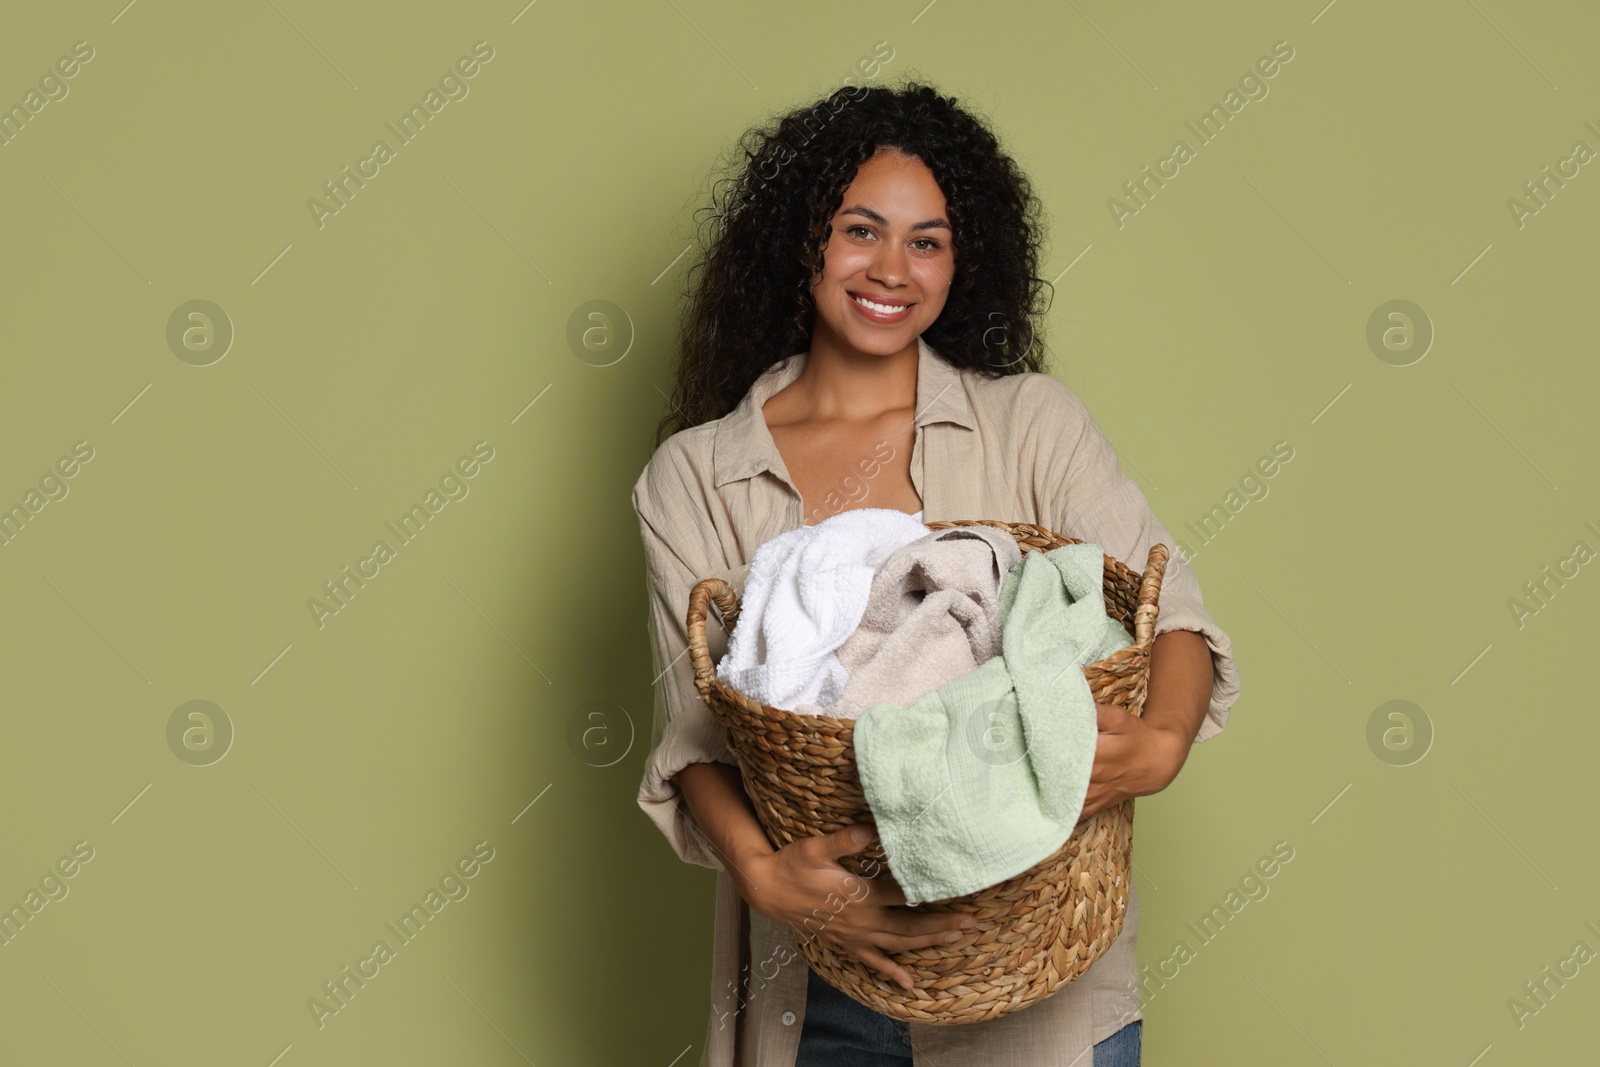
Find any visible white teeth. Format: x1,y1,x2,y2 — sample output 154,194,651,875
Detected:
854,295,909,314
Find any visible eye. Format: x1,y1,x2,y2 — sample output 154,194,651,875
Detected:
842,225,943,252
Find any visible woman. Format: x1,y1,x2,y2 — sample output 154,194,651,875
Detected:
632,79,1241,1066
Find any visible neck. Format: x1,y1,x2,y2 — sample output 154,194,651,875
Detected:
791,324,918,422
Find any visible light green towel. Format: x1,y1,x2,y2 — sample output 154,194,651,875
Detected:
852,542,1134,906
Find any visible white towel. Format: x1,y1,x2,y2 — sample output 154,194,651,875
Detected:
716,507,931,709
799,524,1022,719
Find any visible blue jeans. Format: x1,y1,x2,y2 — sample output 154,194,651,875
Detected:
795,964,1142,1065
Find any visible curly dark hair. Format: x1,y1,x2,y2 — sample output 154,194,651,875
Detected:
653,75,1054,447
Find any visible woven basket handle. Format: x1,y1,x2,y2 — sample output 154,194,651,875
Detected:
685,578,741,698
1131,542,1170,645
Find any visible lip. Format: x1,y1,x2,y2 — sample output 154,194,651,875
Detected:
848,291,915,323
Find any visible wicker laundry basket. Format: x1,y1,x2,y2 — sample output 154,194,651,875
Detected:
685,519,1170,1026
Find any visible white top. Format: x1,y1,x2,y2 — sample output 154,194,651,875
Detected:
910,508,925,523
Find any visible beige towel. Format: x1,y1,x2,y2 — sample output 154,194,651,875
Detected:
796,525,1023,719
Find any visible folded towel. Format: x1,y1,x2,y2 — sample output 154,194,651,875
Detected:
795,524,1022,719
715,507,931,710
851,542,1135,905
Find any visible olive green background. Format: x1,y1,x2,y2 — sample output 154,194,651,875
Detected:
1,1,1595,1064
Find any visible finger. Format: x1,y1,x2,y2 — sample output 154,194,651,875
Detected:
871,902,974,935
846,942,917,992
866,926,972,955
1096,702,1124,730
864,874,906,907
820,824,878,861
852,849,896,886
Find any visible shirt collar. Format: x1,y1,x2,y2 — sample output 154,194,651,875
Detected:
712,333,976,489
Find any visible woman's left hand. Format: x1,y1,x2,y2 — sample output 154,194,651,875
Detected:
1077,702,1187,823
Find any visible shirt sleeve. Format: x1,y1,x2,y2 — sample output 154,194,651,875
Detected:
631,444,749,870
1024,373,1242,742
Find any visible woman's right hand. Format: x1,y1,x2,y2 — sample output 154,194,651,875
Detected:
737,824,976,991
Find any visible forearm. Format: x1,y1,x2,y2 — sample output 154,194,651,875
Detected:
674,761,777,901
1139,629,1214,783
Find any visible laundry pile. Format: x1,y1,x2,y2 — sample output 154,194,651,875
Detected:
714,507,1136,904
714,507,931,712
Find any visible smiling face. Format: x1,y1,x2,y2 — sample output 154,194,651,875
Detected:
808,147,956,358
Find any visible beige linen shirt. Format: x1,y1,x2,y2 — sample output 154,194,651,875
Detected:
632,334,1242,1066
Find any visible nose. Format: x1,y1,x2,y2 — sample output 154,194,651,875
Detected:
866,229,909,288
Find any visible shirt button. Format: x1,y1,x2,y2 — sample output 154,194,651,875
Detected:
781,1010,797,1026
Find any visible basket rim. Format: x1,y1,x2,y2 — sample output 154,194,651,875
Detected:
686,518,1169,727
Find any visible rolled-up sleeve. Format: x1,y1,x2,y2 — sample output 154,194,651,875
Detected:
631,447,747,870
1025,374,1242,742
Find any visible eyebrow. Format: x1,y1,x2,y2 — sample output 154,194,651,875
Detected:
841,205,950,232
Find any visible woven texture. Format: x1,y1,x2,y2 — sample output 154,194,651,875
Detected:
686,519,1169,1026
